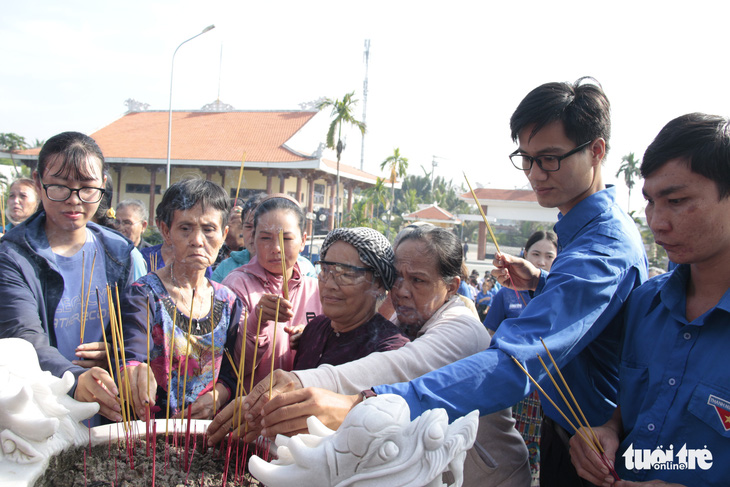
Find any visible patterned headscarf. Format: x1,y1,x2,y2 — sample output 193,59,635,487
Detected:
320,227,396,290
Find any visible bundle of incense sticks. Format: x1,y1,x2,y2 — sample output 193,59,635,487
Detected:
210,290,217,416
180,289,196,420
80,250,98,344
269,297,281,399
510,339,620,481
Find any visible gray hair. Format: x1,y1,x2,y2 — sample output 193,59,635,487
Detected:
116,199,149,222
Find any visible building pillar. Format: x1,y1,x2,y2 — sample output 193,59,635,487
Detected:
306,177,315,236
477,221,487,261
296,176,303,203
279,172,286,194
266,172,273,194
114,166,122,207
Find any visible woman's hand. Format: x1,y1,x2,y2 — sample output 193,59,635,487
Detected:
491,252,541,291
207,369,302,445
257,294,294,323
285,324,306,349
73,341,109,369
175,383,230,420
260,388,360,438
74,367,122,422
123,363,158,420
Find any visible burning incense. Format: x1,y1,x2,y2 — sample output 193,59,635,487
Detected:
234,152,246,205
106,285,128,428
114,284,134,424
233,310,248,435
269,297,281,399
278,229,289,300
180,288,196,420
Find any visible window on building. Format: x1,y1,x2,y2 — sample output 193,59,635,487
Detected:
314,183,325,204
126,184,161,194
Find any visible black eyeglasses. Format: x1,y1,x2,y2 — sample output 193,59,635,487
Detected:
42,183,106,203
316,260,374,286
509,140,593,172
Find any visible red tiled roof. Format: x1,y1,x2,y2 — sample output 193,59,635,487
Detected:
84,110,317,162
404,204,459,221
460,187,537,202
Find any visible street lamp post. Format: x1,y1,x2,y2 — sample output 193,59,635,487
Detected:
166,24,216,189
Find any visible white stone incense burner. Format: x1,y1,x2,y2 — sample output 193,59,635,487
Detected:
249,394,479,487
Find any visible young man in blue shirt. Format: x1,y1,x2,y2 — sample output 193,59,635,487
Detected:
570,113,730,487
218,79,648,487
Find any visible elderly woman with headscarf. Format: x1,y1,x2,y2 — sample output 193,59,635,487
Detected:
293,227,409,370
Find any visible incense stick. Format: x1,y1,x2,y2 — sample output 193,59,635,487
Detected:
278,229,289,300
268,297,281,399
95,289,115,385
146,294,151,420
233,310,248,435
234,152,246,205
80,250,98,344
81,251,86,344
463,172,500,255
180,289,196,420
210,289,217,416
248,305,264,395
165,308,177,437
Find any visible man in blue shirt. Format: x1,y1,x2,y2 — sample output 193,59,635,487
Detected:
373,78,647,487
570,113,730,487
218,79,648,487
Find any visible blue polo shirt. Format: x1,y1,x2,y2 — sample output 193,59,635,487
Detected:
616,264,730,485
375,186,648,431
482,287,531,331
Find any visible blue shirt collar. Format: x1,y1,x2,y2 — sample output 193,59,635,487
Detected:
553,185,617,248
661,263,730,324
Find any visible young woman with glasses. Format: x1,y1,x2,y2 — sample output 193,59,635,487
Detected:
0,131,138,424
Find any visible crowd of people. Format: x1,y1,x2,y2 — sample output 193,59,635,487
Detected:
1,76,728,487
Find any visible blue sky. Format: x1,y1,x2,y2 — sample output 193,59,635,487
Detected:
2,0,729,214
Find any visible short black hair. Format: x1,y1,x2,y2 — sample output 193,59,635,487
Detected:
38,131,106,181
156,179,230,228
510,77,611,155
641,113,730,200
253,195,305,235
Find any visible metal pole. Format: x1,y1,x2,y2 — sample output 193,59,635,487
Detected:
166,25,215,189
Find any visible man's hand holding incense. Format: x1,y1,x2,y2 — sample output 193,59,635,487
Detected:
73,341,109,369
491,252,540,291
260,388,360,438
257,293,294,322
75,366,122,422
570,409,622,487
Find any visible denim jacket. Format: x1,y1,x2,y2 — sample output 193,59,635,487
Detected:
0,211,135,395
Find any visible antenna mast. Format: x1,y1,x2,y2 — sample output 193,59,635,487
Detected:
360,39,370,171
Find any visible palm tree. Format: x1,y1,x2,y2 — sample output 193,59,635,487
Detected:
0,133,29,177
380,148,408,239
364,176,389,220
317,92,366,227
616,153,641,212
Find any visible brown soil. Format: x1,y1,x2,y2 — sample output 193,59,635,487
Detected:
35,431,269,487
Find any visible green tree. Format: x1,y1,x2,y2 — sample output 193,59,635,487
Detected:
317,92,366,227
0,133,29,177
380,148,408,239
364,176,389,220
616,152,641,212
